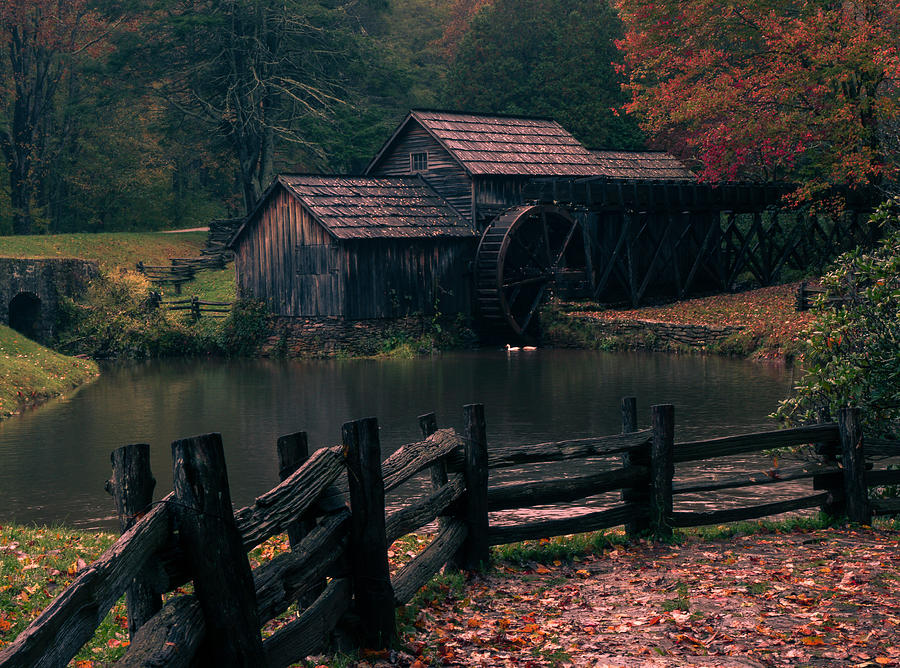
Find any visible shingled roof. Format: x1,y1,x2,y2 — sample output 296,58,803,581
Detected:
243,175,475,241
369,110,605,177
588,150,696,182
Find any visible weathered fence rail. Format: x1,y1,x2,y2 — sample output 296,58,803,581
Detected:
136,254,228,295
795,281,854,311
147,293,232,319
2,399,897,666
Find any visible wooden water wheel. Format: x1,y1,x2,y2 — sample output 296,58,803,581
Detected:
475,204,583,341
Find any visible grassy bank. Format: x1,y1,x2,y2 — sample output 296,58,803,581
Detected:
544,282,815,361
0,325,99,419
0,231,236,305
3,517,898,665
0,231,244,361
0,231,207,268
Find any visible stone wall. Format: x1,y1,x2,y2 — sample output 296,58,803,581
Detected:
0,258,100,343
550,315,743,351
261,315,431,357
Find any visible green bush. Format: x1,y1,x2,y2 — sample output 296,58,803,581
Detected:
55,270,216,358
215,299,271,356
775,201,900,438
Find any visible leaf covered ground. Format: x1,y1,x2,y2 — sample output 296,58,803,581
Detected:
558,282,816,360
332,524,900,668
4,523,898,666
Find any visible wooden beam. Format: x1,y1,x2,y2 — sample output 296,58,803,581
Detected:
343,417,395,648
108,443,161,639
171,433,264,665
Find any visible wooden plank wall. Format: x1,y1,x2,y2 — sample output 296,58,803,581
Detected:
343,239,475,319
473,177,528,229
234,188,343,317
368,125,474,224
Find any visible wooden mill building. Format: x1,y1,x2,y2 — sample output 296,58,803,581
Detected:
366,109,638,228
229,110,736,339
229,175,475,318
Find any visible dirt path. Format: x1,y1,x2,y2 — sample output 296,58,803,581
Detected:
340,527,900,667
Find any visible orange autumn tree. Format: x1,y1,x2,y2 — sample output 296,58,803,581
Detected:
614,0,900,199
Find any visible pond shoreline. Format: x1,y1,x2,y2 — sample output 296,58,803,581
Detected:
0,279,810,424
541,282,814,363
0,325,99,421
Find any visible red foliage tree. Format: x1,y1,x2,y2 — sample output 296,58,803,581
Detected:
438,0,493,58
614,0,900,199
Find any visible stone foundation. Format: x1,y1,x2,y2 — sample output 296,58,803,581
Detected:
553,315,743,350
262,315,432,357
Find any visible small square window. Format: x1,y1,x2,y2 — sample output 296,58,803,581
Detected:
410,152,428,172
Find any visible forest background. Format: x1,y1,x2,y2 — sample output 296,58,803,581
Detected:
1,0,897,236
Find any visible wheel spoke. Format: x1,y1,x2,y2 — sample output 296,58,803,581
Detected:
506,284,523,309
552,219,580,269
519,283,547,332
510,232,549,272
502,274,551,289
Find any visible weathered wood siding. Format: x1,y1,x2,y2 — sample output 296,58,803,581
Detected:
473,176,529,228
234,187,344,317
369,125,474,224
343,239,475,319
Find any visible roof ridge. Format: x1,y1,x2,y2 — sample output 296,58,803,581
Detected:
411,108,560,123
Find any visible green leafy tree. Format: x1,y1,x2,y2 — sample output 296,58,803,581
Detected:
443,0,644,149
776,201,900,437
0,0,113,234
134,0,380,214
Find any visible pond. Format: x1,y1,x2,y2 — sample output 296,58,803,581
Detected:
0,350,797,530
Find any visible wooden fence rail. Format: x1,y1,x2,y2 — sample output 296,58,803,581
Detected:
795,281,853,311
2,399,897,667
147,293,232,319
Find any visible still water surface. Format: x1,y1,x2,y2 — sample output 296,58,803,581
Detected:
0,350,795,529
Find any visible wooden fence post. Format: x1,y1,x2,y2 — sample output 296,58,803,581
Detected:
796,281,808,311
343,417,395,649
812,406,844,517
650,404,675,539
419,412,449,533
108,443,161,639
620,396,650,538
276,432,313,549
452,404,490,571
277,431,327,610
171,433,265,665
838,407,871,524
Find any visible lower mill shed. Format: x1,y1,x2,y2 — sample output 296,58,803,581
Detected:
228,175,476,319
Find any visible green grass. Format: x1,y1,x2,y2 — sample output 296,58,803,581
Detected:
189,266,237,303
490,515,900,566
661,581,690,612
0,325,99,419
0,231,235,305
491,529,629,565
0,232,207,269
0,524,127,663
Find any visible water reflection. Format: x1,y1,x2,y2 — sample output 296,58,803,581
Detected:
0,350,794,529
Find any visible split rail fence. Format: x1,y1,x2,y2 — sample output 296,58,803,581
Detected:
148,294,232,320
1,400,898,667
795,282,853,312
